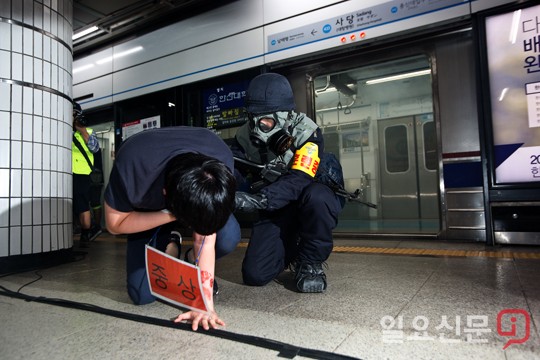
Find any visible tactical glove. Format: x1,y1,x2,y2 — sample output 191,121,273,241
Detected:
235,192,268,212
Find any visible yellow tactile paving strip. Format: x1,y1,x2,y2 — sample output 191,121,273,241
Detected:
331,246,540,259
198,241,540,260
99,235,540,260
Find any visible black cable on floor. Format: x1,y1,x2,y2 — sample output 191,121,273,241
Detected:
0,285,361,360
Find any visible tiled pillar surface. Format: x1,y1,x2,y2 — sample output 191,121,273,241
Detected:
0,0,73,256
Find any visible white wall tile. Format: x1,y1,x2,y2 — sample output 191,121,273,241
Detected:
12,25,22,53
11,113,22,140
22,226,32,254
42,197,50,224
10,169,21,197
33,89,42,115
43,92,51,117
22,114,33,141
10,197,21,226
34,58,43,86
33,142,42,169
42,224,50,251
22,169,32,196
11,84,23,113
33,170,42,196
0,112,9,139
51,64,57,90
22,199,32,225
0,227,8,257
11,141,22,168
50,223,57,250
0,22,10,50
43,61,51,87
42,170,50,197
0,50,10,79
51,40,57,65
43,6,51,33
23,55,33,83
34,116,43,143
23,0,33,25
0,198,8,226
9,226,21,255
23,28,33,55
11,52,22,82
0,169,9,197
0,83,9,111
32,198,42,225
50,171,57,196
34,3,43,29
50,146,57,173
43,34,51,61
33,225,42,252
23,87,33,113
34,32,43,58
42,144,50,170
41,117,52,144
50,197,57,223
0,140,9,167
22,141,33,168
65,224,73,248
50,94,57,118
50,119,57,146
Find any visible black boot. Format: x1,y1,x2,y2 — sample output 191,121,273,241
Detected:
293,262,327,293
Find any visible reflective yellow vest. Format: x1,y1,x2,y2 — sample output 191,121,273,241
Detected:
72,129,94,175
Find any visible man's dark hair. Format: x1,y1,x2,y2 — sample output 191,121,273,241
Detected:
164,153,236,235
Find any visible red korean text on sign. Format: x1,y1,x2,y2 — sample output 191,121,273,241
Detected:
145,245,208,313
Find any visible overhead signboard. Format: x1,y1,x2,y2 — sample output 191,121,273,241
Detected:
267,0,467,53
484,4,540,184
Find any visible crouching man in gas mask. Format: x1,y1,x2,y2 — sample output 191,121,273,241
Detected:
232,73,344,293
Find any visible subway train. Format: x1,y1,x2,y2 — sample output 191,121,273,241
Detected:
72,0,540,246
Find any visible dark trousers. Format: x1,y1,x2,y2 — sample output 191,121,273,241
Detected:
126,214,241,305
242,182,342,286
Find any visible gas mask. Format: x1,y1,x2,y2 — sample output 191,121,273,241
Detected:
248,111,295,156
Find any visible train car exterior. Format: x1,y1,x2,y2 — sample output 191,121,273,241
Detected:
73,0,540,245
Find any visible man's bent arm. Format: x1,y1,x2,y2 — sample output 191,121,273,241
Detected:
104,201,176,234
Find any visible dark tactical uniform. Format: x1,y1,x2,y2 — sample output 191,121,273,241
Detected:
233,73,343,292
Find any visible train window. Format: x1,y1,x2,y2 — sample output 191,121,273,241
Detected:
385,125,409,173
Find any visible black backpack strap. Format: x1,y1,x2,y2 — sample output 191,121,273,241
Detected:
72,134,94,171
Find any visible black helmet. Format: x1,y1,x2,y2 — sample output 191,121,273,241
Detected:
245,73,295,114
73,102,83,116
73,102,87,126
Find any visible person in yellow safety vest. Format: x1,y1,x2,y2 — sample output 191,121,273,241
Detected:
72,102,101,247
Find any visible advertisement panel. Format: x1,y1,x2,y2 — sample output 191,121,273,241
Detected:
485,4,540,184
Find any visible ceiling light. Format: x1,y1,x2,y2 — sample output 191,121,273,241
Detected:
366,69,431,85
73,26,99,40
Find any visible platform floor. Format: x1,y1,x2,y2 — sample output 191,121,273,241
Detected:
1,233,539,360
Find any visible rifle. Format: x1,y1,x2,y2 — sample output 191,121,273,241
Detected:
233,156,377,209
